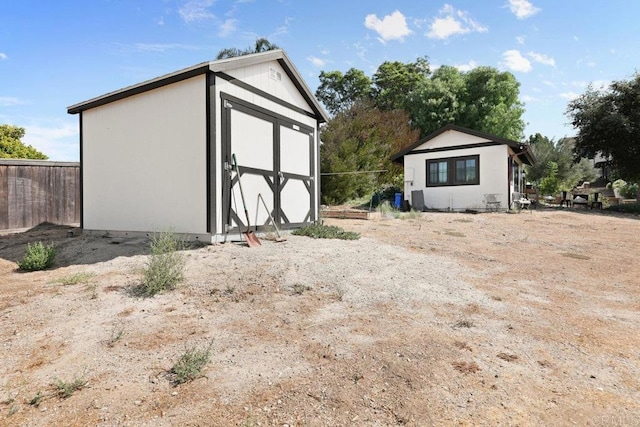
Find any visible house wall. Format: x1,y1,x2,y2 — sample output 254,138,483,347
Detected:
214,60,319,234
403,131,510,211
82,75,207,234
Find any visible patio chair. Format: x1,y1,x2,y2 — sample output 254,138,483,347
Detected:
483,193,502,212
511,192,531,213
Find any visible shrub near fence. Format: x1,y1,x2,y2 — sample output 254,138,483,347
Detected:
0,159,80,230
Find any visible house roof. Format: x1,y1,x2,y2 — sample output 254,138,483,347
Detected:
67,49,329,123
390,124,536,165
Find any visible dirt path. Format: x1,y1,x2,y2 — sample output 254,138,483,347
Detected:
1,209,639,426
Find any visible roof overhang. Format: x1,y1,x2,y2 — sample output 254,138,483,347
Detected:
67,50,329,123
391,124,535,165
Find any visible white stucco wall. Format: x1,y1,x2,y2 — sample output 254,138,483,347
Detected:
403,131,511,211
82,75,207,234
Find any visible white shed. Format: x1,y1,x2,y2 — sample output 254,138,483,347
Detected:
67,50,328,242
391,125,535,212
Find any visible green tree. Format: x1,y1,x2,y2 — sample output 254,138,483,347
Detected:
405,66,525,140
320,101,419,205
566,73,640,182
461,67,525,141
0,124,48,159
215,37,280,59
372,56,431,111
525,133,597,192
315,68,372,116
405,65,466,136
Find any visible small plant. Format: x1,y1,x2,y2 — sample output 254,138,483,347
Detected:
171,344,211,385
29,391,44,407
292,224,359,240
452,361,481,374
454,341,472,352
335,285,346,301
497,352,519,362
54,376,87,398
292,283,310,295
55,272,94,286
18,241,56,271
453,319,474,328
140,230,186,296
107,321,126,347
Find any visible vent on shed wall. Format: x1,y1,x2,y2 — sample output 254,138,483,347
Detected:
269,67,282,81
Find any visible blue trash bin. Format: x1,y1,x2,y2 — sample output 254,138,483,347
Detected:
394,193,402,209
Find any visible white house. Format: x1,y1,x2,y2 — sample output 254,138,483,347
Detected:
391,125,535,212
67,50,328,242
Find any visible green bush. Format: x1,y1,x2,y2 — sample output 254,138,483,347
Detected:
18,242,56,271
606,202,640,214
612,179,639,199
141,231,186,296
171,344,211,385
292,223,360,240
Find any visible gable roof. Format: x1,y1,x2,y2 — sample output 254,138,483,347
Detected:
391,124,535,165
67,49,329,123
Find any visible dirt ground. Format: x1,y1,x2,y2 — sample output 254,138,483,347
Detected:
1,207,639,426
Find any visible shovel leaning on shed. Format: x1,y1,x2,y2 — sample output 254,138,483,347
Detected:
232,154,261,247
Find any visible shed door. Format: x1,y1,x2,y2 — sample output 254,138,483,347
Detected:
221,94,314,234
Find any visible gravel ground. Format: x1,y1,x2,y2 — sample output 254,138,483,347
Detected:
1,208,639,426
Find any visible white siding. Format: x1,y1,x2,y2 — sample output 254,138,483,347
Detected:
403,132,510,211
224,61,310,114
214,63,318,234
83,75,207,234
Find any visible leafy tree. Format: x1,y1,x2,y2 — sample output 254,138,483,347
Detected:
460,67,525,141
566,73,640,182
215,37,280,59
315,69,372,116
372,57,431,111
0,124,48,159
405,65,466,136
538,162,560,196
402,65,525,140
320,101,419,205
526,133,597,192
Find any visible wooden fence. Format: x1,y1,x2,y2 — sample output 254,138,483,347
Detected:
0,159,80,230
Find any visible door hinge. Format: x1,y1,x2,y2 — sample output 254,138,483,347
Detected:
224,161,232,171
224,100,233,109
224,224,230,232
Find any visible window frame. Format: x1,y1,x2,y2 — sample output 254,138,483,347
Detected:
426,154,480,187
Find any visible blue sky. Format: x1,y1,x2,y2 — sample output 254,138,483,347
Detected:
1,0,638,161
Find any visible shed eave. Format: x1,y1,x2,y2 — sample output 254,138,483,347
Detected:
67,50,329,123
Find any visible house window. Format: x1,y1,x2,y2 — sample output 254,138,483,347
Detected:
426,155,479,186
429,160,448,185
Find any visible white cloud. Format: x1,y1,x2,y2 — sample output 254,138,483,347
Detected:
516,35,526,45
22,122,79,161
527,51,555,66
0,97,21,107
0,53,7,60
455,60,478,72
501,49,532,72
364,10,412,43
218,18,238,36
522,95,537,103
307,56,325,68
179,0,216,23
560,92,579,101
427,4,487,40
507,0,540,19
